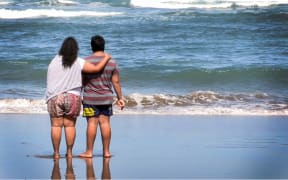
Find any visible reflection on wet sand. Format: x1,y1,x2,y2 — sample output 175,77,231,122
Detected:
82,157,111,180
65,158,75,180
51,159,61,180
102,158,111,179
83,158,95,180
51,158,75,180
50,157,111,180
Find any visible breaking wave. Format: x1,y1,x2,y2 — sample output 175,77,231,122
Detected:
130,0,288,9
0,8,123,19
1,91,287,115
0,1,10,6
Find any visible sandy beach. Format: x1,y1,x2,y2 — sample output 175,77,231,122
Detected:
0,114,288,179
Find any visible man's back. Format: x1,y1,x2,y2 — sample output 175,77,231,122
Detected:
82,55,119,105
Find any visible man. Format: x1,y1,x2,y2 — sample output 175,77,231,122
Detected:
80,35,125,158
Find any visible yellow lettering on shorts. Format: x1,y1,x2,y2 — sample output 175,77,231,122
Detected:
83,107,95,116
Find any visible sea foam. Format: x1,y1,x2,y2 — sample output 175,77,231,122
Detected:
0,8,123,19
0,91,287,115
0,1,10,5
130,0,288,9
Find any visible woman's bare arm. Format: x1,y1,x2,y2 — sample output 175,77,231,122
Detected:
82,53,111,73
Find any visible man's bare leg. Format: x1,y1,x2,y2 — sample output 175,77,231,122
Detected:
64,117,76,158
80,117,99,158
51,117,64,159
99,115,112,158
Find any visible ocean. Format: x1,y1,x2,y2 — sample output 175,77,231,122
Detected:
0,0,287,115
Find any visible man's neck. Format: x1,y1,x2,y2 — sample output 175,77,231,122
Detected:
93,51,105,56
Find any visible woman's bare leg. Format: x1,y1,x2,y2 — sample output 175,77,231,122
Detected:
51,117,64,159
64,117,77,158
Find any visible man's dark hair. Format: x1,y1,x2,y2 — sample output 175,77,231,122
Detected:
91,35,105,52
59,36,78,68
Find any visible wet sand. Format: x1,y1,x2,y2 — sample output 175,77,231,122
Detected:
0,114,288,179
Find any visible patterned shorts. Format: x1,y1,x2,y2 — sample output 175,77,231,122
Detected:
47,93,81,119
83,104,113,117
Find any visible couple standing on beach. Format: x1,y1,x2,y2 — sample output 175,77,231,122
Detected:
45,35,125,159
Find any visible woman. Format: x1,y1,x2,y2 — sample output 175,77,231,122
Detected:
45,37,111,159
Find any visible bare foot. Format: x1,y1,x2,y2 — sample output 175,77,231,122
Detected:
66,153,73,158
79,152,93,158
53,153,60,159
65,173,75,179
103,153,112,158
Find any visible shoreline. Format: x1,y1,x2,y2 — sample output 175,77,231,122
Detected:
0,111,288,116
1,92,287,116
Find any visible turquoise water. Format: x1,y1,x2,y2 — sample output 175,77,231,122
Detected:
0,0,287,114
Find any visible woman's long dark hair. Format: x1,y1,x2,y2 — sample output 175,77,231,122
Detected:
59,37,79,68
